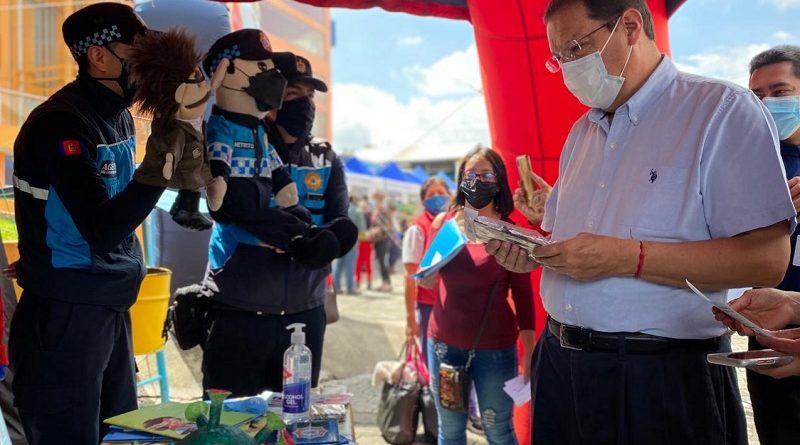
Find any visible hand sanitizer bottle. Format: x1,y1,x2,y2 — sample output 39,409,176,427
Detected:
282,323,312,425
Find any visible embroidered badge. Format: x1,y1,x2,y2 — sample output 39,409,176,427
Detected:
649,169,658,183
304,171,322,191
60,139,83,157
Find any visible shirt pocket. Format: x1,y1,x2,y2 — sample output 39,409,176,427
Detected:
618,164,691,233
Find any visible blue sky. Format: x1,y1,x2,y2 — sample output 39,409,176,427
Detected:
329,0,800,159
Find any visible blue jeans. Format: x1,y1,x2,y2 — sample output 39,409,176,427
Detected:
428,339,519,445
333,243,357,292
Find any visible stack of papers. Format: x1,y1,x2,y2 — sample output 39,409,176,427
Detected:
103,402,257,440
463,208,550,256
685,280,774,337
502,375,531,407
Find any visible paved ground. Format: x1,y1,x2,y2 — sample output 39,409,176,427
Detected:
136,273,760,445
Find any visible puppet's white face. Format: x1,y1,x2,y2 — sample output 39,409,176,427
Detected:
214,58,276,119
176,67,211,121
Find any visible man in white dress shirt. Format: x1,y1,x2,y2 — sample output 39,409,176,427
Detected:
487,1,796,444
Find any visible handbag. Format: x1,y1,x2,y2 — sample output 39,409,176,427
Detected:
376,341,421,445
412,341,438,442
438,280,499,412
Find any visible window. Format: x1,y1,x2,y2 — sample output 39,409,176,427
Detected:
282,1,326,24
259,3,326,57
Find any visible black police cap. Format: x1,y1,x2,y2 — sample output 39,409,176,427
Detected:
62,2,148,60
271,52,328,93
203,29,273,76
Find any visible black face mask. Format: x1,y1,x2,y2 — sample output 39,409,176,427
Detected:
460,180,498,210
277,96,315,138
225,65,287,112
95,46,137,106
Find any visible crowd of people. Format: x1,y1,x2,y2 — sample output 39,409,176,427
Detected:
5,0,800,445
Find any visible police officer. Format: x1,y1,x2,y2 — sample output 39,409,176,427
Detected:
201,51,350,395
9,3,174,443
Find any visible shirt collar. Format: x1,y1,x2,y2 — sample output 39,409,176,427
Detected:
76,74,129,117
588,55,678,126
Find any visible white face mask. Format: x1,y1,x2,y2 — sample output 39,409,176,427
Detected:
561,17,633,110
763,96,800,141
178,116,204,135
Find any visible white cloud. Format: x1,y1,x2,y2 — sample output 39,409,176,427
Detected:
674,43,771,87
761,0,800,8
398,36,423,47
332,43,490,160
405,44,482,97
332,83,489,159
772,31,794,42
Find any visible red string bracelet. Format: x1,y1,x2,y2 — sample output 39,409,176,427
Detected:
634,241,645,279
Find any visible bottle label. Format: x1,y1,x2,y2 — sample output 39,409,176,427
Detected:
283,380,310,414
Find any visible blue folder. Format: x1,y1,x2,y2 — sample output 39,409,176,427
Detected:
410,219,466,280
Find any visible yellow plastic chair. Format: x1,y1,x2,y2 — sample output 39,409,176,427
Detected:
130,267,172,403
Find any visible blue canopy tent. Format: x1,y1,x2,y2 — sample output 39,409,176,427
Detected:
411,165,429,183
379,161,423,184
436,170,457,192
344,157,376,176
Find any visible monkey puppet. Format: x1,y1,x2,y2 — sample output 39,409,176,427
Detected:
202,29,356,269
128,27,226,231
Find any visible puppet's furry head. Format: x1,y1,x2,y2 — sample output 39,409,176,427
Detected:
128,27,201,118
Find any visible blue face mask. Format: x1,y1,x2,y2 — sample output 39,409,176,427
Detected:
763,96,800,141
423,195,449,214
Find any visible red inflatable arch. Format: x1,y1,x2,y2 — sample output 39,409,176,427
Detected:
219,0,687,440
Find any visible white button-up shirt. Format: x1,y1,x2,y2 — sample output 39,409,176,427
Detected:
541,56,797,339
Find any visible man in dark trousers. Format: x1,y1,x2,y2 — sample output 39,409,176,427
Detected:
746,44,800,445
8,3,178,443
201,51,351,395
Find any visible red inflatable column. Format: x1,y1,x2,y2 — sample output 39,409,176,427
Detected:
465,1,674,443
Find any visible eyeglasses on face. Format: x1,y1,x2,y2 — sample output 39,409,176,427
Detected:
463,170,497,184
544,16,620,73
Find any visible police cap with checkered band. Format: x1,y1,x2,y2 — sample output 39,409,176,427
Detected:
203,29,273,77
271,52,328,93
62,2,148,61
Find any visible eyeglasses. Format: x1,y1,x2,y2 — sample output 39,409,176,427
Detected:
463,170,497,185
544,17,619,73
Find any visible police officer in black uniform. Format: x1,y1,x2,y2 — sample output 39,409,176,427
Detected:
202,52,350,396
9,4,176,443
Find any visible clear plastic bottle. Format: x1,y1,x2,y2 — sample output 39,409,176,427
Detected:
282,323,312,425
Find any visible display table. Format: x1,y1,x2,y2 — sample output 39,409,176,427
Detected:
100,392,356,444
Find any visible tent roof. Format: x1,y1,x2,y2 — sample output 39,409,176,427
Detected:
216,1,686,21
344,157,375,175
436,170,457,192
379,161,423,183
411,165,429,182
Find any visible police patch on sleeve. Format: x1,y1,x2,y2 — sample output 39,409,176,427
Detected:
58,139,85,157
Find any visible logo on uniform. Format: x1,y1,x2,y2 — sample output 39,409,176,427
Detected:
649,168,658,183
60,139,82,157
304,171,322,191
100,160,117,177
296,57,307,74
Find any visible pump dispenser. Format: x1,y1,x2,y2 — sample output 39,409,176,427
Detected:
282,323,312,424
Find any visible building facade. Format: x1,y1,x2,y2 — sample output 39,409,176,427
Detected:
0,0,333,185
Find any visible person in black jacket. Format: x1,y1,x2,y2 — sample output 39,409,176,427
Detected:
202,52,351,396
8,4,185,444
